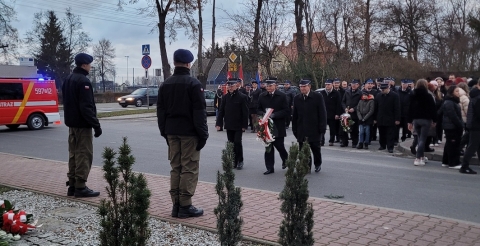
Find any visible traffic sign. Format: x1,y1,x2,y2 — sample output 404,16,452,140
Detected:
228,63,238,72
141,55,152,69
229,52,237,62
142,44,150,55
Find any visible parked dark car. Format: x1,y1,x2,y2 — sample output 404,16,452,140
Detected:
204,89,215,115
117,88,158,107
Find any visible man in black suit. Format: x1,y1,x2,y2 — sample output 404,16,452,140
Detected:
341,79,363,147
374,82,401,153
248,79,262,133
320,79,342,146
257,79,289,175
333,78,345,143
216,80,249,169
292,79,327,173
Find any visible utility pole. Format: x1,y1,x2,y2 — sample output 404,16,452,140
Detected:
125,55,129,85
0,44,8,49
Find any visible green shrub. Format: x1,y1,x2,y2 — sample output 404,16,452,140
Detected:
98,137,151,246
214,142,243,246
278,142,314,246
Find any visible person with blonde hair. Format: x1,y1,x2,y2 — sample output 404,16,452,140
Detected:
408,79,437,166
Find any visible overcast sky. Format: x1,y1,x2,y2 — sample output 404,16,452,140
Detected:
11,0,241,81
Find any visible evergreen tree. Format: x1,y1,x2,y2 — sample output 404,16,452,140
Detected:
98,137,151,246
214,142,243,246
34,11,72,85
278,142,314,246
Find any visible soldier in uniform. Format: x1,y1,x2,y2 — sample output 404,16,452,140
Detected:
216,80,249,169
257,78,289,175
374,82,400,153
320,79,342,146
283,80,296,129
292,79,327,173
157,49,208,218
62,53,101,198
341,79,363,147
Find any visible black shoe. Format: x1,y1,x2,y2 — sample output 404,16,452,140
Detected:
410,146,417,155
356,143,363,149
264,169,274,175
401,137,406,142
459,167,477,174
178,205,204,218
233,162,238,169
172,204,179,218
74,186,100,198
66,181,75,196
237,161,244,170
460,150,465,156
378,147,386,150
388,149,394,153
282,162,287,169
394,142,398,146
314,166,321,173
364,144,369,149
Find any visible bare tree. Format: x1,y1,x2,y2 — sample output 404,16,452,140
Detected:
294,0,306,62
0,0,19,64
119,0,199,80
93,38,116,92
63,8,91,65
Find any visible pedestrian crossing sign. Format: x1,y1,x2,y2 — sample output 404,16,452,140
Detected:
142,44,150,55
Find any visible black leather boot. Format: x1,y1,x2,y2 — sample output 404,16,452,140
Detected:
171,204,179,217
178,205,204,218
74,186,100,198
66,181,75,196
356,143,363,149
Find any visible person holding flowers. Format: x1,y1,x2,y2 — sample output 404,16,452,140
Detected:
292,79,327,173
257,78,289,175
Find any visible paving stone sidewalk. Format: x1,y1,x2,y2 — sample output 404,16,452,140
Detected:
1,153,480,246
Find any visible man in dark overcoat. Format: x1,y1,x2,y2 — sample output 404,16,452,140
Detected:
257,79,290,175
216,80,249,169
341,79,363,147
398,79,412,142
292,79,327,172
374,82,401,153
320,79,342,146
333,78,345,142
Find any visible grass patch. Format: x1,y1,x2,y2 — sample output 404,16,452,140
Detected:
0,185,12,194
97,108,156,118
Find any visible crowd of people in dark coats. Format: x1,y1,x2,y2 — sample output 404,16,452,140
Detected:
214,75,480,175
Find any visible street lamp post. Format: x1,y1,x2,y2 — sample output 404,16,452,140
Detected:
125,55,129,86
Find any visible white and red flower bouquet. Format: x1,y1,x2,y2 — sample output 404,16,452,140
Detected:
256,108,275,153
340,107,355,132
0,200,38,243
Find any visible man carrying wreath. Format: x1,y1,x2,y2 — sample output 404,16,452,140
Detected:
292,79,328,173
257,78,290,175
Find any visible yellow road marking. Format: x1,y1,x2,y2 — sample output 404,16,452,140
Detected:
12,82,35,123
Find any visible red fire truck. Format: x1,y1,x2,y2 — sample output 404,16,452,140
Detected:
0,78,61,130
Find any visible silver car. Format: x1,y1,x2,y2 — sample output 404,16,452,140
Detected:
204,90,215,115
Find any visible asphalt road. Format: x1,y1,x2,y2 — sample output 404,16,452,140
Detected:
1,104,479,224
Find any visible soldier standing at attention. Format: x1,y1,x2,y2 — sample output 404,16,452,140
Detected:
216,80,249,169
62,53,102,198
320,79,342,146
157,49,209,218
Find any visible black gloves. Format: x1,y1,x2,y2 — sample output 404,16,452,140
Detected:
196,138,207,151
94,127,102,138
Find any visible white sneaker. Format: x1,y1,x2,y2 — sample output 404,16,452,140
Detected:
434,144,439,147
429,144,434,147
414,159,425,166
449,165,462,170
438,140,442,144
441,164,448,167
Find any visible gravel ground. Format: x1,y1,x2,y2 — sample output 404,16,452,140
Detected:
0,190,266,246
